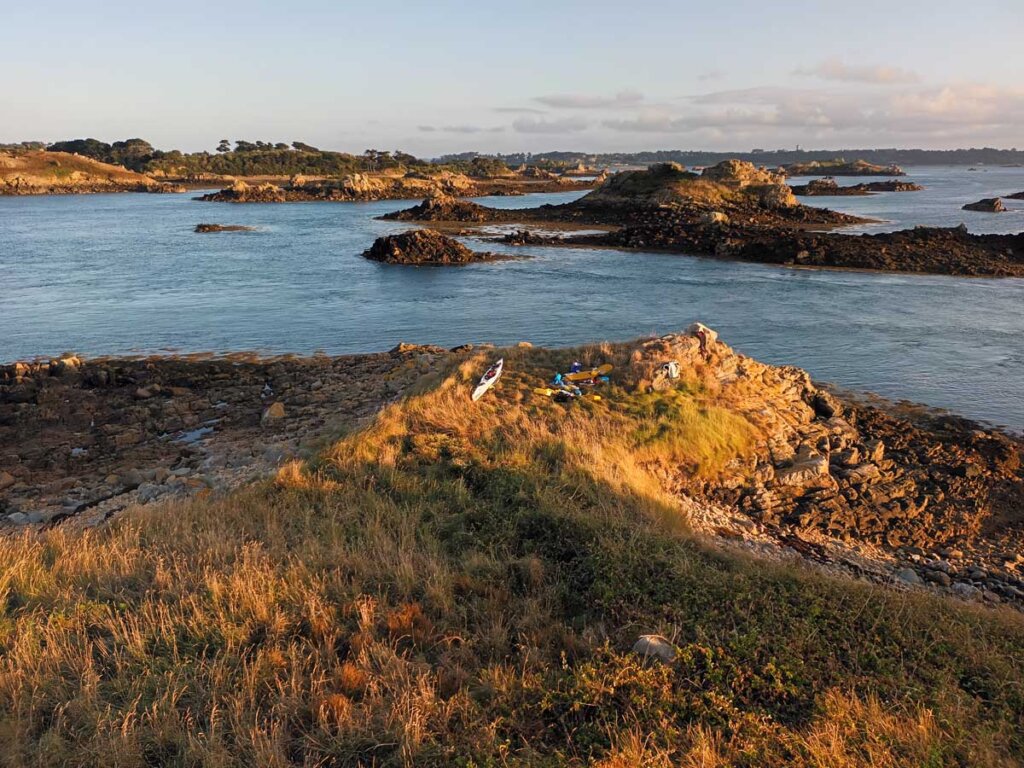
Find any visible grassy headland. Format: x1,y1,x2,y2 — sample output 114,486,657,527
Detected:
1,339,1022,766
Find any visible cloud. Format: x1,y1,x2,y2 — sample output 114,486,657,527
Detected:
603,83,1024,144
493,106,547,115
690,87,821,105
417,124,504,134
697,70,725,82
533,89,643,109
794,58,920,85
512,116,590,133
602,112,677,133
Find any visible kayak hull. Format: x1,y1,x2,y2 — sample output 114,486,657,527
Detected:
472,358,504,401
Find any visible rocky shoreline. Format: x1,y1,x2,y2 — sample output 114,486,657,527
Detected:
196,170,594,203
0,347,450,528
2,334,1022,610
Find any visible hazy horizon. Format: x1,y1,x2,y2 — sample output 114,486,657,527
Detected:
4,0,1023,155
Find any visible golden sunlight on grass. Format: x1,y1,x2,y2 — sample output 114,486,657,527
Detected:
1,341,1022,765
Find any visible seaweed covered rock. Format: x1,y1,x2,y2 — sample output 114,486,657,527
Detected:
363,229,498,265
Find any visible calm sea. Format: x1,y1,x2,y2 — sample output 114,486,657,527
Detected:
2,166,1023,430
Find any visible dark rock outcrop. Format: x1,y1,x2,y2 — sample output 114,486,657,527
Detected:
501,230,556,245
363,229,501,265
194,223,257,233
962,197,1006,212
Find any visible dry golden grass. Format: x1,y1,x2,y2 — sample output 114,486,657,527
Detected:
0,150,157,186
1,342,1022,766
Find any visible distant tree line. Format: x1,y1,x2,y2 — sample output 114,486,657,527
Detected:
24,139,1023,177
485,148,1024,168
37,138,435,178
0,140,47,152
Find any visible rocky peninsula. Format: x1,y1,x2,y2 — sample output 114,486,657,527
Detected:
2,332,1022,611
383,160,1024,276
4,331,1024,765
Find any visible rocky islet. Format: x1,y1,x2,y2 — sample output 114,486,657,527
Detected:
362,229,503,265
962,197,1007,212
790,177,924,195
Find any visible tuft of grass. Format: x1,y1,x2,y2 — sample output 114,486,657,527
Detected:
0,343,1022,766
624,388,758,477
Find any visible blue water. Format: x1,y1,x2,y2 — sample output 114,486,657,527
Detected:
2,168,1024,431
791,164,1024,233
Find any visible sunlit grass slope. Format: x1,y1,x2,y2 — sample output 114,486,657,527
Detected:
1,343,1022,766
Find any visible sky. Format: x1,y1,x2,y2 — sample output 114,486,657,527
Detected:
3,0,1023,155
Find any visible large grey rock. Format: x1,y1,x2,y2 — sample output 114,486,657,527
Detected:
952,582,980,599
685,322,719,345
962,197,1005,213
121,469,144,489
261,401,286,425
775,448,830,487
841,464,882,484
924,569,952,587
894,568,922,586
701,211,730,226
137,483,163,503
632,634,677,664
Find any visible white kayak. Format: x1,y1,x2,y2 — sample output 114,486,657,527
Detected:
471,358,503,401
